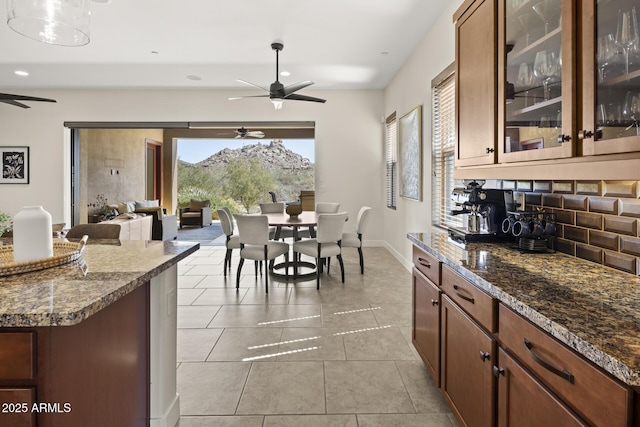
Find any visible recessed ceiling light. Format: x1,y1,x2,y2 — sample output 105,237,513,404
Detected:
90,0,112,4
151,51,159,55
280,71,290,77
187,75,202,81
14,70,29,76
381,51,389,55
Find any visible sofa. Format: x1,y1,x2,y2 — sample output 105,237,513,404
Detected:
99,215,153,240
116,200,178,241
179,199,212,228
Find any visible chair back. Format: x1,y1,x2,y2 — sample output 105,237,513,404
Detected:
217,209,234,236
66,224,121,239
316,212,348,243
235,215,269,246
259,202,285,214
220,206,232,220
356,206,372,234
316,202,340,213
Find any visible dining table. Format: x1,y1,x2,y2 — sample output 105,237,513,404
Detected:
263,210,319,279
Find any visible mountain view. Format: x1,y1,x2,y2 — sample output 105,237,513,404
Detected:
178,140,315,214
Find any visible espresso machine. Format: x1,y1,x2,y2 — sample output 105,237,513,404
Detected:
448,181,514,243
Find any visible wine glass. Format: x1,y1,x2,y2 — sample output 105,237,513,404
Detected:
517,14,532,47
615,7,640,74
533,50,558,100
532,0,561,35
597,33,617,82
517,63,535,106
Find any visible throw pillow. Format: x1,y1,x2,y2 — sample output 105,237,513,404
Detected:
148,199,160,207
135,200,149,209
118,201,136,214
189,199,210,210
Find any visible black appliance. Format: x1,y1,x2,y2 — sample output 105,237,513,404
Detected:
448,181,514,243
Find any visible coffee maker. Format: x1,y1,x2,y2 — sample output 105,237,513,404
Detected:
448,181,514,243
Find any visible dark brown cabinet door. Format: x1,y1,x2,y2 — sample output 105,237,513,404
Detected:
440,295,495,427
413,268,440,385
495,348,587,427
455,0,498,167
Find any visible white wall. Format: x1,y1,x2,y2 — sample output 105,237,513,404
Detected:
383,0,464,268
0,88,385,243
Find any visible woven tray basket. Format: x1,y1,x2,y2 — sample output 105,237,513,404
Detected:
0,236,87,277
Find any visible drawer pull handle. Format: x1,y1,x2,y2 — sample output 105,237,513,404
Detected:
431,299,439,306
417,258,431,269
479,351,490,362
523,339,575,384
493,366,505,377
452,285,475,304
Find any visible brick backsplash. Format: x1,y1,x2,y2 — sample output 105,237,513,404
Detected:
500,180,640,275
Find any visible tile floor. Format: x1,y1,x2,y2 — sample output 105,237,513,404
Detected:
175,245,458,427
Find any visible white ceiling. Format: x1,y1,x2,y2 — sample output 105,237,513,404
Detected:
0,0,449,92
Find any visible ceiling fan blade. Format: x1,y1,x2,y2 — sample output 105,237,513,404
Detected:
284,93,326,103
0,99,30,108
236,79,269,92
283,81,314,96
246,131,265,138
0,93,56,103
228,95,270,100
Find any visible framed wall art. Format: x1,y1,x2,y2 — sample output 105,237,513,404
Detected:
1,146,29,184
398,105,422,200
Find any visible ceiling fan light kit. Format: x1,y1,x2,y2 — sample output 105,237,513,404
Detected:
230,42,326,110
6,0,91,47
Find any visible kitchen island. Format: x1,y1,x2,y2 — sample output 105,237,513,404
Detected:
409,232,640,426
0,239,199,427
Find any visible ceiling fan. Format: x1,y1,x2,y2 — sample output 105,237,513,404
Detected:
0,93,57,109
229,42,326,110
217,127,265,139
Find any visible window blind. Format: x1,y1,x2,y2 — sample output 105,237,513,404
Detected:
432,69,462,228
385,112,397,209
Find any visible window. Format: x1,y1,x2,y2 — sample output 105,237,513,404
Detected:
385,112,397,209
432,63,461,228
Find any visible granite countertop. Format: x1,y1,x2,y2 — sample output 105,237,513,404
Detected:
408,232,640,387
0,239,199,328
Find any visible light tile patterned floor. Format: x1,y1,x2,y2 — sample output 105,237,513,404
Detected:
176,245,458,427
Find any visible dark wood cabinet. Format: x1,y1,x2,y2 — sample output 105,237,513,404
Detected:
455,0,498,167
440,295,495,427
499,304,632,427
413,268,441,385
0,387,36,427
495,347,587,427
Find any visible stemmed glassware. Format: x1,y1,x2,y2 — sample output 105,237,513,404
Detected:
533,50,558,101
597,33,617,82
517,63,535,106
615,7,639,75
532,0,560,36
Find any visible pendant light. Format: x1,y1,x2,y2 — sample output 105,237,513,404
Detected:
6,0,90,47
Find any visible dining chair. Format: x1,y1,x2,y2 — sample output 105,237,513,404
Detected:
308,202,340,238
234,214,290,293
341,206,372,274
217,208,240,277
259,202,285,240
293,212,348,289
65,223,121,239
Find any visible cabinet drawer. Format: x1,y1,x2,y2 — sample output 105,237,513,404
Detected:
498,304,632,427
0,332,35,380
441,265,496,332
0,387,36,427
412,246,440,285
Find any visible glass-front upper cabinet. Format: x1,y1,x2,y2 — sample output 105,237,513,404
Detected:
498,0,575,162
581,0,640,156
